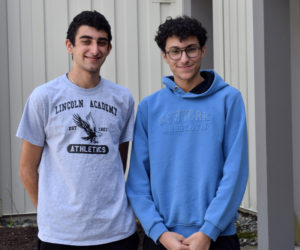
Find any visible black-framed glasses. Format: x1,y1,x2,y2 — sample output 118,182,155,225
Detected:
166,46,202,60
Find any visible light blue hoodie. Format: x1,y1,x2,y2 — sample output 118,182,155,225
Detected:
126,70,248,243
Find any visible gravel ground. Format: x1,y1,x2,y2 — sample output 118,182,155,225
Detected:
0,210,257,249
236,210,257,247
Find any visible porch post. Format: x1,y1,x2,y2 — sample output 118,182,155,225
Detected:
253,0,294,249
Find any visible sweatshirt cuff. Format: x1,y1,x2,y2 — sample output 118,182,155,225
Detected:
149,222,168,243
200,221,221,241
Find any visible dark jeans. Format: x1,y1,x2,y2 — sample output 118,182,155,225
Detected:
143,234,240,250
38,232,139,250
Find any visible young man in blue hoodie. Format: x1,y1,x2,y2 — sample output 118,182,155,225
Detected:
126,16,248,250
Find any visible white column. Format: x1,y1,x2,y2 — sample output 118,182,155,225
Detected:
253,0,294,249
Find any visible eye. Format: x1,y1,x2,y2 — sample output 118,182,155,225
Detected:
98,41,108,47
169,48,180,55
97,38,109,47
81,40,91,45
186,47,198,53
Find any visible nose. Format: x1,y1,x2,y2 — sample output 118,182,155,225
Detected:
180,50,189,63
90,41,100,54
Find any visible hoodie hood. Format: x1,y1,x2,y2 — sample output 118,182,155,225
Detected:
162,70,228,99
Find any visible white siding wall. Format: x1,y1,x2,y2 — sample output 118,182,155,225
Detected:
0,0,259,215
0,0,186,215
212,0,257,212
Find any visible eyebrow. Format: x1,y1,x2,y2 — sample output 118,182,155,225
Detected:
169,44,199,49
79,36,108,41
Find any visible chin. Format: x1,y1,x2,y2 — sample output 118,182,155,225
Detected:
177,73,194,80
86,65,101,72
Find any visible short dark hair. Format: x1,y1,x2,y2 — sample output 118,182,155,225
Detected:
155,16,207,52
67,10,112,46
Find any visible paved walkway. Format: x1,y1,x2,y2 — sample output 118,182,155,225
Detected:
241,246,300,250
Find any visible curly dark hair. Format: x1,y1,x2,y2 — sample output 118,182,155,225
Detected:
67,10,112,46
155,16,207,52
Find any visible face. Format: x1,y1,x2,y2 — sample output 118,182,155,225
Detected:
66,25,112,75
162,36,205,85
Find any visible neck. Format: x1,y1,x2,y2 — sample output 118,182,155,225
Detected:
68,70,100,89
174,73,204,92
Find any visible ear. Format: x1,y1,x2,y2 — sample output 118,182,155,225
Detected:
162,51,168,63
66,39,74,55
200,45,206,59
107,43,112,55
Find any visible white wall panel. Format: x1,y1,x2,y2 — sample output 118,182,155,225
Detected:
137,0,155,100
115,0,139,93
7,0,25,214
69,0,92,16
20,0,36,213
212,0,224,77
20,0,34,100
45,0,69,80
229,0,239,89
32,0,46,87
237,0,248,104
122,0,140,99
139,1,162,99
223,1,231,82
213,0,257,212
0,0,12,216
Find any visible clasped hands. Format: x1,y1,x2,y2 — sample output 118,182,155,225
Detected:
159,231,211,250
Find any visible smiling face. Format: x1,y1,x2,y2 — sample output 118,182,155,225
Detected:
162,36,206,91
66,25,112,76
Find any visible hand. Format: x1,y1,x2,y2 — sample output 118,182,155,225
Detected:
182,232,211,250
159,231,190,250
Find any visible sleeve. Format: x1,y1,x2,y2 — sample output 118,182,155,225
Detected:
200,91,249,241
126,104,168,243
16,89,46,147
119,93,135,143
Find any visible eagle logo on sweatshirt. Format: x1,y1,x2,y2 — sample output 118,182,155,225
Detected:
72,112,102,143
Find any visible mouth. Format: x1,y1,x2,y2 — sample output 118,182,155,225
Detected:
85,56,101,61
177,64,193,69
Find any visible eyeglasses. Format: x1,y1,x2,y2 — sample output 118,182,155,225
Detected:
166,46,202,60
